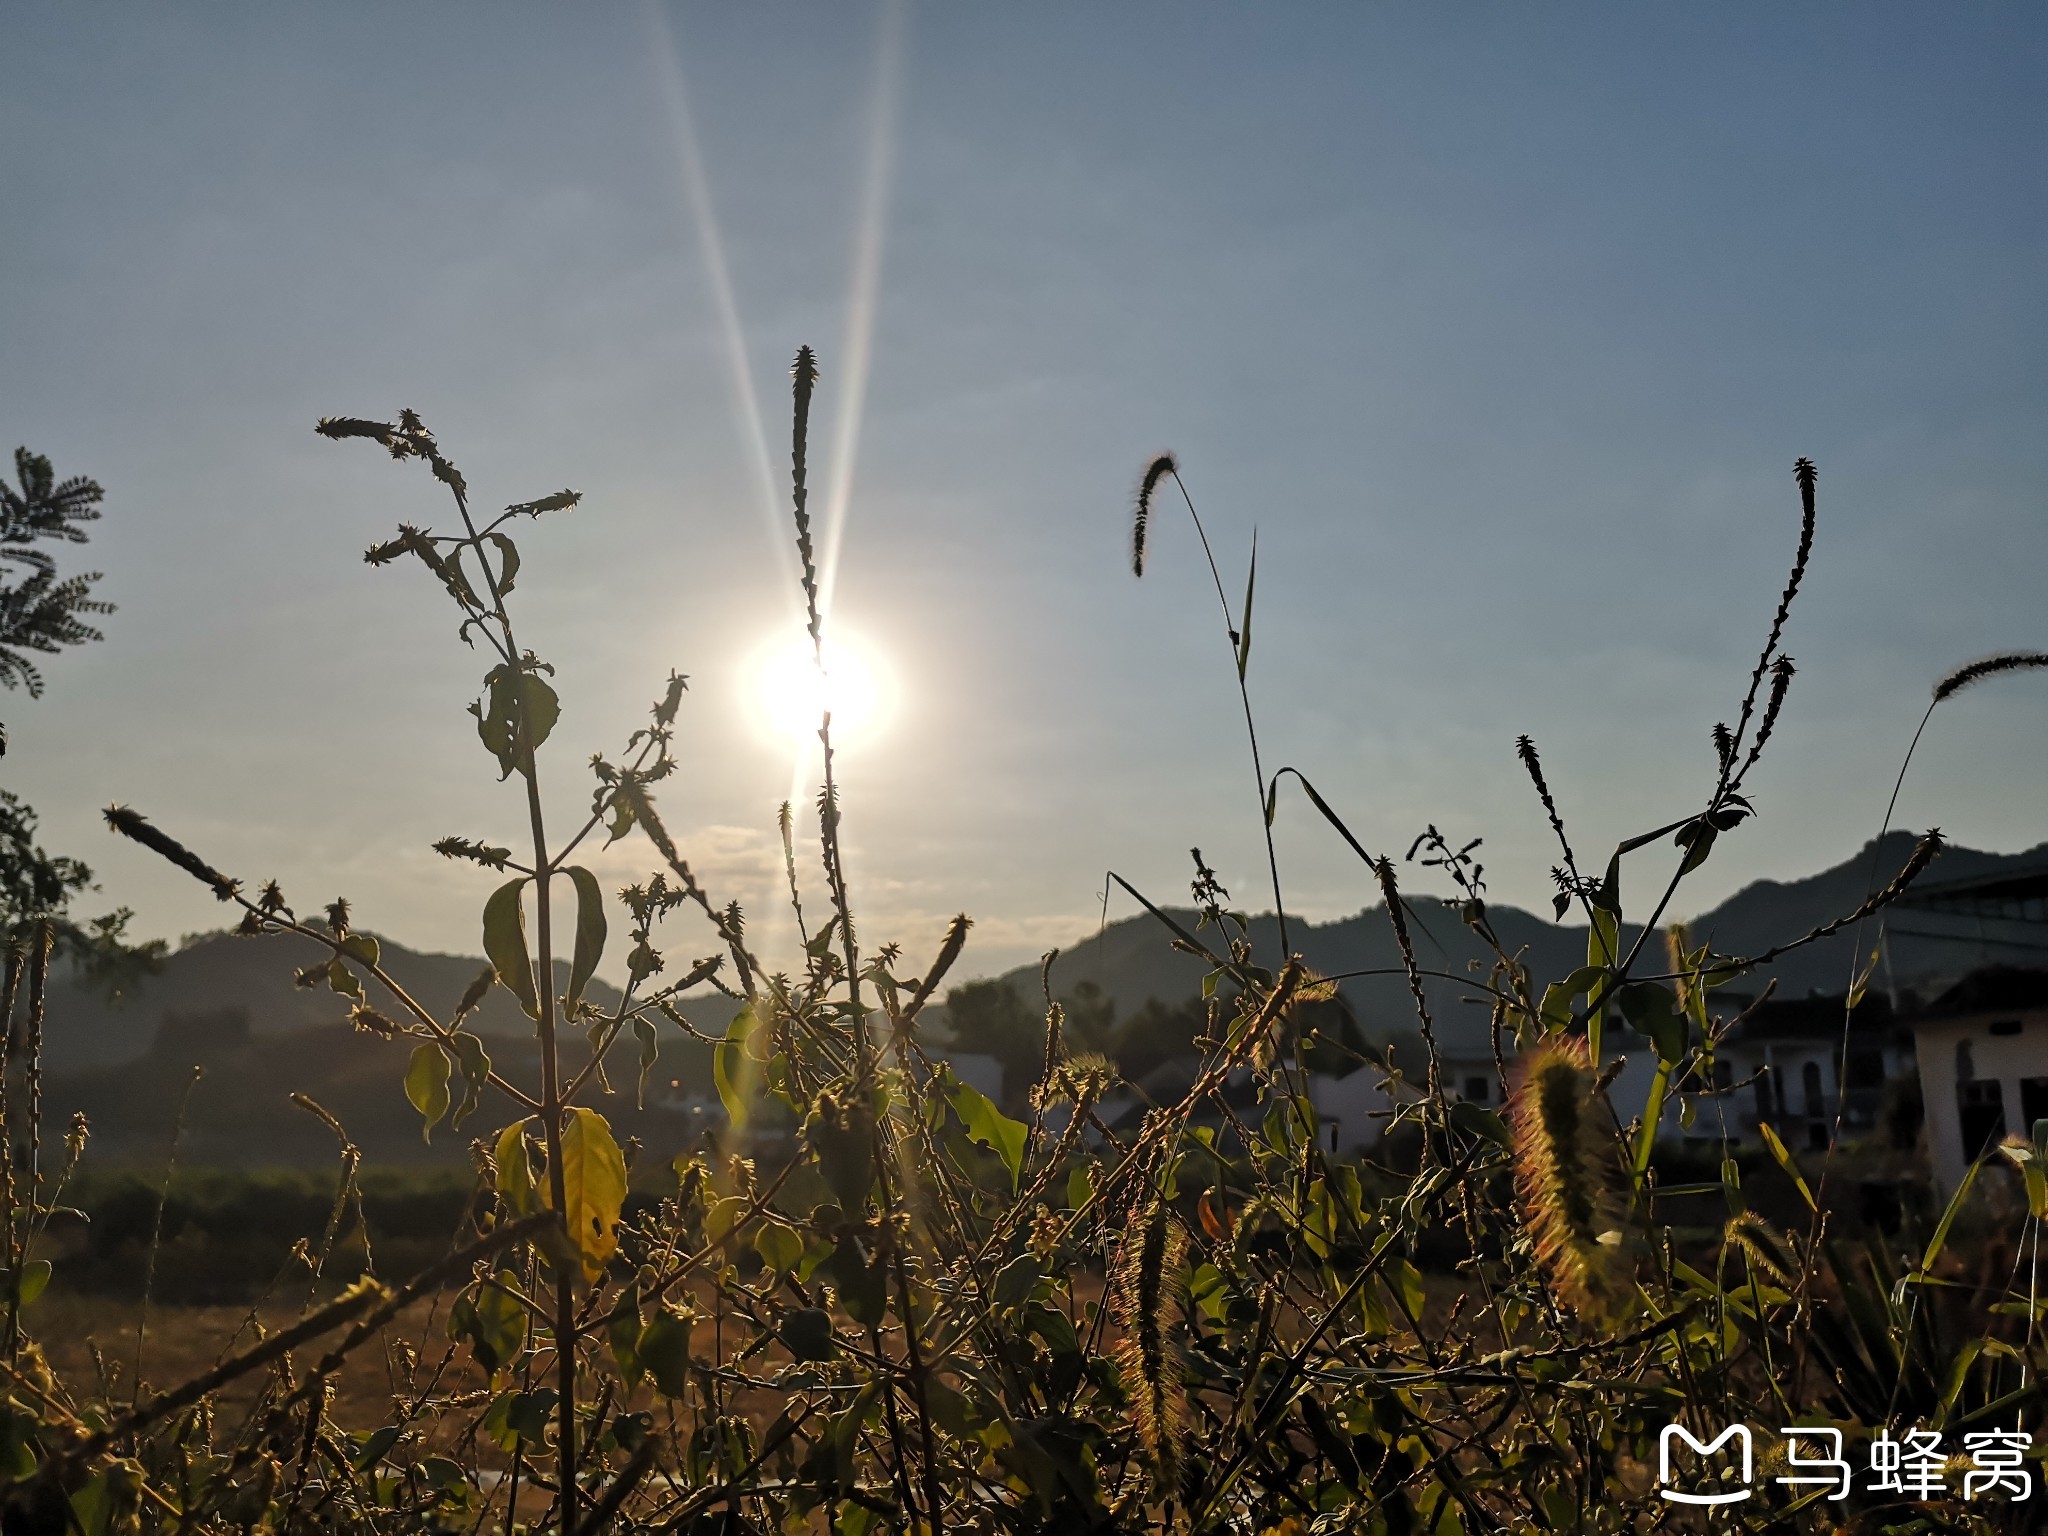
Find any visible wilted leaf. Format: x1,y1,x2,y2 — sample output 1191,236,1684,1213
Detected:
633,1015,658,1110
559,1107,628,1282
450,1031,490,1130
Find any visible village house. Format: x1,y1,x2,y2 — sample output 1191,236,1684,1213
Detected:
1659,991,1912,1152
1912,967,2048,1192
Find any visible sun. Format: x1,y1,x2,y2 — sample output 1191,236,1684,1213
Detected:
746,627,893,750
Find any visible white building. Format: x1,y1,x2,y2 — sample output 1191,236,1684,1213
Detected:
1911,967,2048,1193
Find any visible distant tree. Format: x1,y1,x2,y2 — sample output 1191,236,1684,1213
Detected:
944,976,1120,1106
0,449,161,992
942,978,1045,1104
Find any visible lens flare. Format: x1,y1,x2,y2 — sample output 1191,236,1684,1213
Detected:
747,630,893,751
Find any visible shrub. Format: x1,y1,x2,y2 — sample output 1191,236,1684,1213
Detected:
0,370,2038,1535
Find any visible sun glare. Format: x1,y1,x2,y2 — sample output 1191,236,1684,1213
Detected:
747,629,893,751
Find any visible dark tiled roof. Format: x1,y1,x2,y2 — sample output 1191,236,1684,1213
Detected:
1918,966,2048,1022
1731,991,1896,1041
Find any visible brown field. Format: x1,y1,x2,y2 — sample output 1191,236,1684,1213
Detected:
31,1292,490,1438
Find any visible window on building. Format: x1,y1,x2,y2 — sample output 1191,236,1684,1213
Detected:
1990,1019,2023,1038
1462,1076,1490,1104
1957,1079,2007,1158
2021,1077,2048,1134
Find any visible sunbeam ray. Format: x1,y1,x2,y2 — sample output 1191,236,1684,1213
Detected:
815,0,908,627
643,0,801,609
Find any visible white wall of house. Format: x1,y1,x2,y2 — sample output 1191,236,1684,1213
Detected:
1310,1069,1392,1153
1674,1040,1841,1150
1915,1009,2048,1193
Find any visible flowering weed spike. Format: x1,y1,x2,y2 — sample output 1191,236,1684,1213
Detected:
1132,453,1176,577
103,806,238,900
1113,1185,1185,1485
1932,650,2048,704
1510,1037,1628,1324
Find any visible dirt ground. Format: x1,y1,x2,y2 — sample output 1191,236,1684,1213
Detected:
28,1290,490,1435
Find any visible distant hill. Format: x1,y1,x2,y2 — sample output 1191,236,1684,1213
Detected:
50,1016,719,1169
39,930,642,1074
38,930,738,1168
33,834,2042,1166
979,834,2048,1053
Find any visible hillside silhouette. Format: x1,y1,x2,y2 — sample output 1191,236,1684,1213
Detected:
35,834,2044,1165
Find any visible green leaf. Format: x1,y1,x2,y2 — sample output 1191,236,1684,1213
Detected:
340,933,380,968
450,1031,490,1130
1592,852,1622,920
1066,1165,1092,1211
405,1043,452,1143
699,1195,745,1248
1632,1060,1674,1180
777,1307,836,1362
1674,820,1717,878
482,878,539,1021
563,866,606,1012
1919,1157,1981,1279
0,1401,35,1481
1236,532,1257,681
713,1004,759,1131
946,1076,1027,1191
826,1233,888,1326
559,1107,628,1282
1540,965,1609,1034
10,1259,51,1307
638,1309,692,1397
805,1090,876,1212
754,1220,804,1276
482,1388,557,1451
448,1271,526,1376
1757,1121,1817,1212
1388,1256,1427,1320
1448,1098,1510,1149
352,1425,402,1472
608,1286,644,1387
603,793,636,847
473,664,561,779
326,959,363,999
1618,982,1687,1065
992,1254,1043,1307
487,532,520,594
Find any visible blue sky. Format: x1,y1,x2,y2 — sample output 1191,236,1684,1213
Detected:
3,4,2044,979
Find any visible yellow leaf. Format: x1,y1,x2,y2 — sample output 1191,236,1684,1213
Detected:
495,1119,538,1217
559,1108,627,1282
